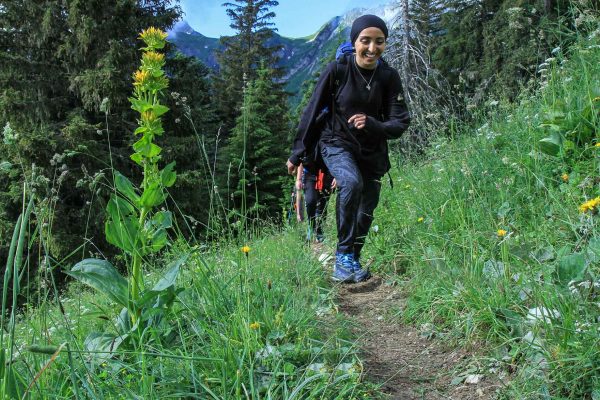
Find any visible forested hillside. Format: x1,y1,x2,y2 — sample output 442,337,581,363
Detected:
1,0,599,398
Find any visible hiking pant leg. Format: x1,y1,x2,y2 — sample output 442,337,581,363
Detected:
320,144,362,254
303,173,319,234
353,176,382,259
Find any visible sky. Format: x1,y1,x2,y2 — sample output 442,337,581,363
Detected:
180,0,378,38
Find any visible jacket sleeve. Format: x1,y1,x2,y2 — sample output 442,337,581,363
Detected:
365,67,411,140
289,63,335,166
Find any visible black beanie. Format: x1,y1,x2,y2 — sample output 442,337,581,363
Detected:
350,14,388,45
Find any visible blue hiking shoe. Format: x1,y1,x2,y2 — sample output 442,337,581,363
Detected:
352,257,371,283
331,253,355,283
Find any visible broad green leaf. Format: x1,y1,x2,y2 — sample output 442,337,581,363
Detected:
84,332,126,362
137,253,188,308
131,152,143,165
152,104,169,117
133,138,162,158
66,259,128,306
141,211,172,254
539,132,563,156
129,97,152,114
105,195,139,253
107,194,135,217
105,216,139,253
161,162,177,187
555,253,586,284
140,182,166,208
114,172,140,206
152,252,187,291
134,126,148,135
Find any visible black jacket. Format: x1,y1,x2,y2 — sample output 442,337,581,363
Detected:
290,55,411,176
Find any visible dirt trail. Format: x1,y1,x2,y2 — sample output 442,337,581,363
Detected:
315,246,502,399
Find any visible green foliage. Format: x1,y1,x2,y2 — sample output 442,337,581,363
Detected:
428,0,581,104
7,231,378,398
68,28,178,327
226,65,290,222
214,0,284,129
0,0,220,281
366,29,600,398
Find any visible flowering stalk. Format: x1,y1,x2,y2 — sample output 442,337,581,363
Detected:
126,27,175,305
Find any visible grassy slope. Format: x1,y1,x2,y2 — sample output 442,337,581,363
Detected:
7,23,600,400
10,232,379,399
363,32,600,399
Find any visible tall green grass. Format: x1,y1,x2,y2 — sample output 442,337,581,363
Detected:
3,226,380,399
367,24,600,399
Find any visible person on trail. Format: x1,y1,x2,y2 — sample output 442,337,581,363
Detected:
295,164,335,243
286,14,411,283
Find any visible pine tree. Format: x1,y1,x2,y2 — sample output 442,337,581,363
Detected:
0,1,183,269
214,0,283,129
226,65,289,222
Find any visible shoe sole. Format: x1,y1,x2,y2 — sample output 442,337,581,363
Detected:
353,272,371,283
331,274,355,283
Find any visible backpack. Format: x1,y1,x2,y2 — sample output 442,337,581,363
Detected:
301,42,353,174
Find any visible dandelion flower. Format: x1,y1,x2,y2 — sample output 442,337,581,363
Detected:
417,217,424,223
578,197,600,213
561,173,569,183
249,322,260,330
497,229,508,238
241,245,251,254
595,142,600,147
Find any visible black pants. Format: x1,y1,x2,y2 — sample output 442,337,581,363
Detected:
320,143,382,257
303,170,332,236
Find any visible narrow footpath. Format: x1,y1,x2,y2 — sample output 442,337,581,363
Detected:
315,245,503,399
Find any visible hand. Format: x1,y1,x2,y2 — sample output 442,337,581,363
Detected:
331,178,337,190
286,159,297,175
348,113,367,130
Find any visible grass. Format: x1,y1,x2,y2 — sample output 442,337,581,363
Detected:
3,14,600,400
363,27,600,399
4,229,382,399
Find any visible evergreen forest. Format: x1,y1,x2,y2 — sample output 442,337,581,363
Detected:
0,0,599,398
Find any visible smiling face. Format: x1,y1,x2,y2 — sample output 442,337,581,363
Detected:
354,27,386,70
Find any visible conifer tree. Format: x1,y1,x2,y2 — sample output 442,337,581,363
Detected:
214,0,283,129
226,65,288,221
0,1,187,269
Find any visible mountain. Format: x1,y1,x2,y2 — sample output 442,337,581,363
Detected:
167,4,399,104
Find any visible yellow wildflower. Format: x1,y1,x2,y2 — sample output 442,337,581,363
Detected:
141,110,157,123
133,70,150,86
579,196,600,213
139,27,168,48
249,322,260,330
561,173,569,183
143,51,165,65
241,245,251,254
595,142,600,148
497,229,508,238
417,217,424,223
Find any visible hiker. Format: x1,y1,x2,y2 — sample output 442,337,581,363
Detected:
286,14,411,283
296,164,335,242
